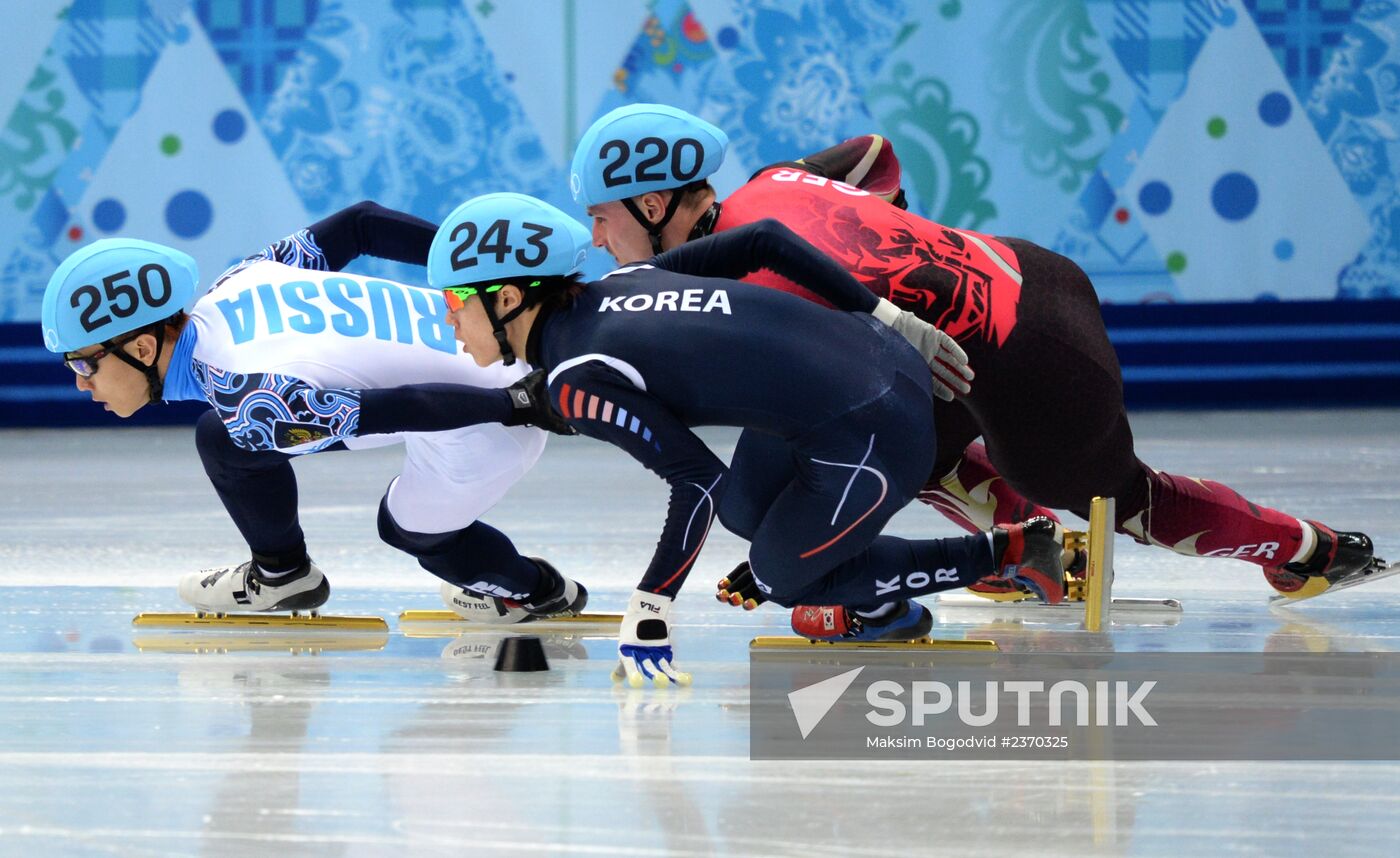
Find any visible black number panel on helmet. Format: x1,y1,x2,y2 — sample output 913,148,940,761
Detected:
598,137,704,189
449,219,554,272
69,264,173,333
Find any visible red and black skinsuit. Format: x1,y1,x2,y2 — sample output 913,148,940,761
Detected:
699,138,1317,580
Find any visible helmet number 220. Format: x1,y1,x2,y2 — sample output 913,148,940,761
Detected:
599,137,703,189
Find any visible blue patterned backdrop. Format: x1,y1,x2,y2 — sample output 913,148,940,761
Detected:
3,0,1400,422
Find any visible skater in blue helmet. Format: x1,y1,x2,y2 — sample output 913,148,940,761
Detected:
42,203,580,621
425,192,1064,687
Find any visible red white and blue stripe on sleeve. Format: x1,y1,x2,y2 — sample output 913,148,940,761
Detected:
548,357,727,598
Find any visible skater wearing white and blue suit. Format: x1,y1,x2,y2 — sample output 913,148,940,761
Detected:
40,203,584,619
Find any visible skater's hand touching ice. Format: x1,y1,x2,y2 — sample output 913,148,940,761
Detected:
613,590,692,688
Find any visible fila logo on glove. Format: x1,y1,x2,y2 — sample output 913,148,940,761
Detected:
876,569,958,596
598,289,732,315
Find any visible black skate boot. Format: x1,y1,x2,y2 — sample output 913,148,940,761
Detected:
1266,521,1381,600
521,557,589,619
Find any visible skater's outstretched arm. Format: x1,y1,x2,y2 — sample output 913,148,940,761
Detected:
549,360,725,598
302,200,437,270
652,219,973,399
210,201,437,290
198,367,567,453
549,359,718,687
652,218,877,313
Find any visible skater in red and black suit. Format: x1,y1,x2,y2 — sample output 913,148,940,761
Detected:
569,103,1380,602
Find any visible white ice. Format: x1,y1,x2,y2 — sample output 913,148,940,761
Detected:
1,411,1398,856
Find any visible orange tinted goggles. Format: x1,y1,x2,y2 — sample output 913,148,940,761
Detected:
442,281,542,312
442,283,497,312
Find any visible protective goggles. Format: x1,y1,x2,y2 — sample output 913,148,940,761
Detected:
63,334,137,378
442,281,541,313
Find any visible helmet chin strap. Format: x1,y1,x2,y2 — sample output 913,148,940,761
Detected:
109,327,167,401
622,191,687,255
480,292,529,366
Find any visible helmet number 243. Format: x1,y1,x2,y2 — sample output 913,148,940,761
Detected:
448,219,554,272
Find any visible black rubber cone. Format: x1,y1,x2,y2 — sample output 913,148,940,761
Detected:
494,635,550,672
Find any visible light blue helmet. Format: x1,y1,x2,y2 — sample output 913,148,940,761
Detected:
569,103,729,208
429,193,591,366
42,238,199,353
428,192,591,290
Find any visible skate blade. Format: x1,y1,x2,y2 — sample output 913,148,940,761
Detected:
1269,559,1400,606
132,632,389,654
750,636,998,652
398,610,621,625
132,612,388,631
936,593,1182,613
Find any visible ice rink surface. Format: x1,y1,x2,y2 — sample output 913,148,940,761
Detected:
1,410,1398,857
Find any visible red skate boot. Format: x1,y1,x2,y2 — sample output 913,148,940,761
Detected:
790,601,934,643
991,517,1067,604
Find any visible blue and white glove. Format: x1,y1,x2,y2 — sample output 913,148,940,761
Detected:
612,590,693,688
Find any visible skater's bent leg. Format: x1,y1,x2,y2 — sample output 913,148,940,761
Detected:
745,432,992,609
377,492,544,600
1112,462,1311,569
1013,402,1315,570
779,532,995,608
920,441,1062,532
378,427,552,599
194,409,308,570
717,430,799,540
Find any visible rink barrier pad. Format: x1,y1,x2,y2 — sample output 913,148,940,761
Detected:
749,636,999,652
132,612,389,631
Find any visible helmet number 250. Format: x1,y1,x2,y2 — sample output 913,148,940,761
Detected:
449,219,554,271
599,137,703,189
69,264,174,333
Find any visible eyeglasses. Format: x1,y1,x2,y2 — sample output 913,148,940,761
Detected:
63,335,136,379
442,281,541,313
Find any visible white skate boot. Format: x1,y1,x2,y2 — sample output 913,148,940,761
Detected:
440,557,588,624
178,559,330,614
